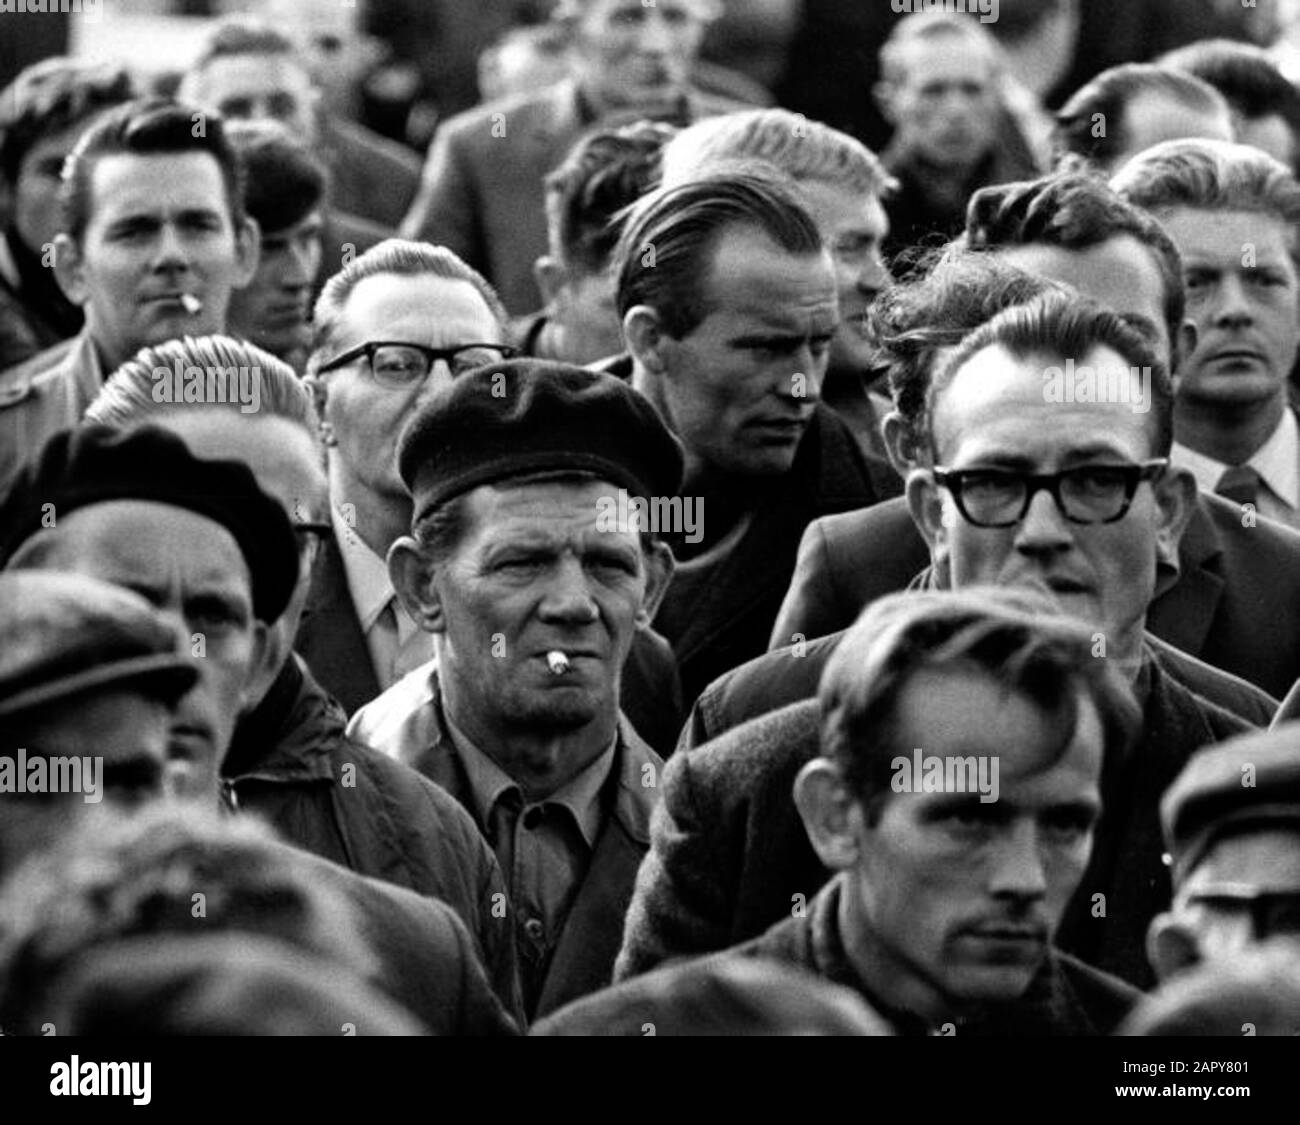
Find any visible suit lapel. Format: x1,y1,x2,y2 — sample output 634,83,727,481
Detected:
1146,497,1223,660
295,536,380,714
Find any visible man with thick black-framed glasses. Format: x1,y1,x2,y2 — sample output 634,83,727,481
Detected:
617,286,1263,993
299,239,519,713
297,238,687,759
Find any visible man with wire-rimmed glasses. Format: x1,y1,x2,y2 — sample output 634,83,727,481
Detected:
299,240,519,714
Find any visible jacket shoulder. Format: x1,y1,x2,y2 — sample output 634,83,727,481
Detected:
1055,951,1142,1033
437,85,567,148
1147,636,1278,726
695,634,840,741
0,336,75,395
682,697,821,790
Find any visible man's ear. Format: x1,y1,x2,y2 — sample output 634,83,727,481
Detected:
534,254,566,307
1152,465,1197,575
239,620,280,714
52,233,88,306
232,215,261,289
623,305,668,375
302,369,330,417
1173,317,1198,380
873,80,898,126
881,411,920,476
389,536,446,634
906,466,951,565
1147,912,1201,983
636,538,676,626
792,758,863,871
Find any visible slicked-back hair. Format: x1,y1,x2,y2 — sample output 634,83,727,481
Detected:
962,172,1186,353
0,57,135,185
1111,138,1300,268
544,119,677,276
85,335,320,454
927,289,1173,458
309,239,508,363
820,587,1140,818
614,166,824,339
1160,39,1300,138
867,249,1061,453
1053,64,1229,173
60,98,246,244
660,108,896,199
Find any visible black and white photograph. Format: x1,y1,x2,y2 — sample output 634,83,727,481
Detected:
0,0,1298,1106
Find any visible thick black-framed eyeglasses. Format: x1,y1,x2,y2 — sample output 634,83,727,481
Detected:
931,459,1169,528
315,341,520,387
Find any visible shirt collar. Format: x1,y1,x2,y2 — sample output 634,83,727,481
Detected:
442,701,616,849
330,503,394,632
1172,408,1299,509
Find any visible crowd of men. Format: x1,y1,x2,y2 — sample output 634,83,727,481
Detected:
1,0,1300,1037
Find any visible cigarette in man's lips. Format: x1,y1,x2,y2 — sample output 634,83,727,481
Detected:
546,650,571,675
180,293,202,315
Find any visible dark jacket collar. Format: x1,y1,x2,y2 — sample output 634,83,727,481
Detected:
222,655,339,785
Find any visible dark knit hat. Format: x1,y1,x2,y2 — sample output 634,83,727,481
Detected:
397,359,684,520
0,571,197,719
0,424,298,622
1161,722,1300,887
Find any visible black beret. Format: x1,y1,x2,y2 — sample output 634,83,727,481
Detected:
0,424,298,623
397,359,684,519
0,571,197,719
1161,722,1300,886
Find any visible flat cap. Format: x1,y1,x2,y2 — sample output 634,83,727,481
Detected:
1161,722,1300,886
397,360,684,519
0,571,197,719
0,424,298,623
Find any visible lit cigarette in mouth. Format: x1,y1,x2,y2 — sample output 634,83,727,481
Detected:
546,650,570,675
180,293,202,315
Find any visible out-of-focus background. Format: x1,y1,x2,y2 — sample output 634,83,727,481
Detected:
8,0,1300,157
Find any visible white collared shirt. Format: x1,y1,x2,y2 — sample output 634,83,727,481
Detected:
1172,408,1299,529
330,504,432,688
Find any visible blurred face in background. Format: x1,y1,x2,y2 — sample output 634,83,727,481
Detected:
880,31,1000,172
572,0,711,113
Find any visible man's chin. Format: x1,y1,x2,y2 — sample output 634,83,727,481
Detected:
947,961,1041,1005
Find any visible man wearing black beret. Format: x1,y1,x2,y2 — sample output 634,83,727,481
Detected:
0,423,294,800
349,360,678,1020
1147,722,1300,983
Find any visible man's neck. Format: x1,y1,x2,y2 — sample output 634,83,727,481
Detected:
328,457,412,558
1174,392,1286,466
837,876,957,1028
440,667,617,803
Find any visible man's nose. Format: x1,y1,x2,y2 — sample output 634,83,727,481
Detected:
857,253,889,297
1211,274,1254,328
1013,485,1073,553
151,222,190,271
285,241,317,288
988,820,1048,902
637,13,676,53
778,346,825,401
538,557,600,624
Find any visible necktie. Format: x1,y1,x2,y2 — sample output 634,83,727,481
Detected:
1215,464,1262,508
